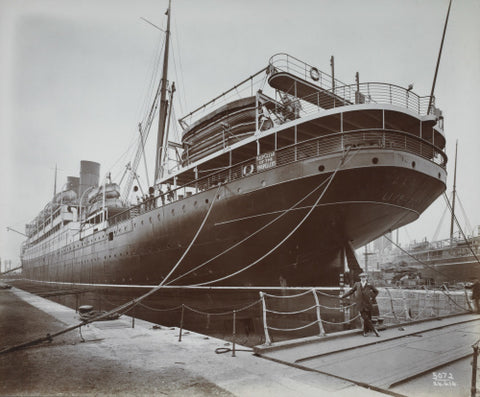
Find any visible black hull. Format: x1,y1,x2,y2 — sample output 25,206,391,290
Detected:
22,149,446,288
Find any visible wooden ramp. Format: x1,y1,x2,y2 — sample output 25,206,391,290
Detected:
255,314,480,393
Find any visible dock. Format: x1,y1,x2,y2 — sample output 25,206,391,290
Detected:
1,284,479,396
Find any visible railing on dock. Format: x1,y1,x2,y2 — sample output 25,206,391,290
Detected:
256,286,472,345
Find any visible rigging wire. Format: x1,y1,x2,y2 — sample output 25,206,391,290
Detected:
0,185,222,356
443,192,480,265
167,148,359,286
166,176,332,285
431,193,450,241
456,194,473,237
383,234,456,280
190,148,354,287
172,16,188,117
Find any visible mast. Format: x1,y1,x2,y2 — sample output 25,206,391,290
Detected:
428,0,453,114
154,0,172,182
449,140,458,241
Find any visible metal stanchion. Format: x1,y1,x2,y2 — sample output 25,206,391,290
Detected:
132,305,135,329
471,344,478,397
232,310,236,357
179,304,185,342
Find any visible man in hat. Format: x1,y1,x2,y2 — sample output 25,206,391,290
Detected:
342,272,380,337
466,278,480,313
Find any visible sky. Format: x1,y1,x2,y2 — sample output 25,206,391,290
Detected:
0,0,479,269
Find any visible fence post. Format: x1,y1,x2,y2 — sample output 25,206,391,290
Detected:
465,288,474,312
385,287,398,322
179,304,185,342
259,292,271,345
471,344,478,397
132,305,135,329
401,289,411,320
232,310,236,357
311,288,325,336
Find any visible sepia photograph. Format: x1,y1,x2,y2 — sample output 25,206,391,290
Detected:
1,0,479,395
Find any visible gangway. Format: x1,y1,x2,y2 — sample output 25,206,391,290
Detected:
255,313,480,396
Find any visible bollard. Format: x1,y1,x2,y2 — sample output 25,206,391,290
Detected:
179,304,185,342
471,344,478,397
232,310,236,357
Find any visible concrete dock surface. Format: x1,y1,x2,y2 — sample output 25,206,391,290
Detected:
1,286,386,396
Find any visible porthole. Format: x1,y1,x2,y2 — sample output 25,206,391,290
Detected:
318,165,325,172
372,157,379,164
237,187,242,193
438,172,441,178
412,161,416,168
261,180,266,187
205,199,209,204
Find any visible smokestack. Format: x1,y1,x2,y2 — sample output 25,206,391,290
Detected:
79,160,100,198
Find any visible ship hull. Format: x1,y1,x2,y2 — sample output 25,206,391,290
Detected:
21,149,446,288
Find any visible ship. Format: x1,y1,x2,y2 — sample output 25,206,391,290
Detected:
379,228,480,286
19,2,448,291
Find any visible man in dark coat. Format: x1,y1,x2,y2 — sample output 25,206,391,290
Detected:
466,278,480,313
342,272,380,337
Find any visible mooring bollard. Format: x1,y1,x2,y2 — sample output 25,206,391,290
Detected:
179,304,185,342
232,310,236,357
471,344,478,397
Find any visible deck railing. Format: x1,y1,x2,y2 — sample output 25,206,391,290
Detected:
269,53,437,117
108,128,446,227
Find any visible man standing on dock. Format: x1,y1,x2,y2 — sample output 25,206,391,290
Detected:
342,272,380,337
466,278,480,313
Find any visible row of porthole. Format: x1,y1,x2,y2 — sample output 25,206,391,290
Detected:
131,198,212,225
317,157,442,179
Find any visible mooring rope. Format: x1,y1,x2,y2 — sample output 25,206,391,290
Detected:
166,175,333,285
0,185,222,355
191,148,354,287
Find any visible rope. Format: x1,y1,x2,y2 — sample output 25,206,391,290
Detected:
266,304,318,316
315,290,343,298
193,148,354,286
138,302,183,312
166,173,333,285
263,289,314,299
443,193,480,266
268,319,319,332
0,185,222,356
439,287,471,313
183,298,262,316
320,313,361,325
383,234,451,280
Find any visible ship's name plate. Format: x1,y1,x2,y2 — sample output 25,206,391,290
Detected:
256,152,277,171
